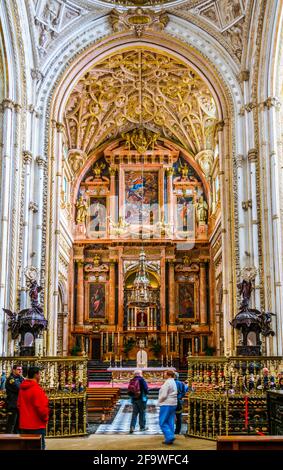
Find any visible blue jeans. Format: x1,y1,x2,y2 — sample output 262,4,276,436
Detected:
159,405,176,443
130,399,146,429
20,428,46,450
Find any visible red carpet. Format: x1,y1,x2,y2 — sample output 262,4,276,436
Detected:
88,381,163,389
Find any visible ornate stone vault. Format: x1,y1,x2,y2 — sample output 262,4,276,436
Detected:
64,48,218,167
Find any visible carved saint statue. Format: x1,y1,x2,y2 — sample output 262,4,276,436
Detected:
136,340,148,369
195,196,208,224
237,279,252,310
76,196,88,225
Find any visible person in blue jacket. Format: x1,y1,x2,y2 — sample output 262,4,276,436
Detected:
174,372,188,434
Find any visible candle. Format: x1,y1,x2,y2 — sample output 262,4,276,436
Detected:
161,354,163,366
118,331,120,347
171,355,173,366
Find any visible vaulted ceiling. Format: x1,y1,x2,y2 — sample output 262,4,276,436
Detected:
64,48,218,158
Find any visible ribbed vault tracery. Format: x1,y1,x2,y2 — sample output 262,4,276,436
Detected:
64,48,218,162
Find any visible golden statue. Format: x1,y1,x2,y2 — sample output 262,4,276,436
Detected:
93,162,106,179
179,161,189,179
122,128,159,153
76,196,88,225
195,196,208,224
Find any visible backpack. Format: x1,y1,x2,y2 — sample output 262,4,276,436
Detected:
128,377,141,399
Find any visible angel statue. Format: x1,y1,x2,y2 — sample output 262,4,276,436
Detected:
76,195,88,225
3,309,19,339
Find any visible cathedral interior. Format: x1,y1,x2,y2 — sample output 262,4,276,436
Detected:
0,0,283,449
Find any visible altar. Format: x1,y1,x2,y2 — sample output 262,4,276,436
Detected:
107,367,176,384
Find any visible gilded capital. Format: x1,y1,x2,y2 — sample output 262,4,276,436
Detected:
109,167,117,177
248,148,258,162
215,120,225,132
263,96,281,110
56,122,65,133
1,99,14,110
238,70,250,82
36,156,46,167
23,150,33,164
166,167,174,177
234,154,244,168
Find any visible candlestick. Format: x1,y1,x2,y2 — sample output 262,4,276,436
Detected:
171,355,173,366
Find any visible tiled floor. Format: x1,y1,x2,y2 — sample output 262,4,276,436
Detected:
96,399,163,435
46,398,216,450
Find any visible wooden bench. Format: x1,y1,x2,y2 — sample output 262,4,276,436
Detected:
86,388,121,423
217,436,283,451
0,434,42,450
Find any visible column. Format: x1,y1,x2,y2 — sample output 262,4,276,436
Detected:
0,99,13,354
160,249,166,327
109,262,116,325
34,156,45,272
76,260,84,326
62,311,69,356
109,167,117,226
20,151,33,309
199,263,207,324
118,252,124,329
169,261,175,324
248,148,260,308
166,167,174,234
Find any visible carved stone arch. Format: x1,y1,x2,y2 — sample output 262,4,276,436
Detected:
42,34,238,355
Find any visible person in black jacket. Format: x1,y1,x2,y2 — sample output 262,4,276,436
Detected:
5,364,24,433
128,369,149,434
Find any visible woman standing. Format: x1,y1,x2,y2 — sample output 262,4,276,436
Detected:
158,370,177,445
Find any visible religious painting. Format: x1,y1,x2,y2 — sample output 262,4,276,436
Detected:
178,283,195,319
124,171,158,225
176,196,194,232
88,197,106,233
89,283,105,319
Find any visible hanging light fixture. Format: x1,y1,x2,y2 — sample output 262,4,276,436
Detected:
132,250,151,305
131,49,151,306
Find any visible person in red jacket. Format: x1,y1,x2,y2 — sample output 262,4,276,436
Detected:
17,366,49,449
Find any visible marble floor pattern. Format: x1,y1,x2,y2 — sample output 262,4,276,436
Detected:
96,399,163,435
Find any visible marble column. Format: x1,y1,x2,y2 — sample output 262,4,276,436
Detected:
160,250,166,328
62,311,69,356
166,168,174,234
248,148,260,308
34,156,45,272
199,262,207,324
20,151,33,309
118,252,124,329
109,262,116,325
76,261,84,326
168,262,175,324
0,99,14,354
109,168,117,226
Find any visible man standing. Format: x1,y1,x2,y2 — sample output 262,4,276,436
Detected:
174,372,188,434
5,364,24,433
128,369,148,433
17,366,49,449
158,370,177,445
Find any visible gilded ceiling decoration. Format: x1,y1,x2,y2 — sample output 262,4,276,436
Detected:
64,49,218,169
109,8,169,36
